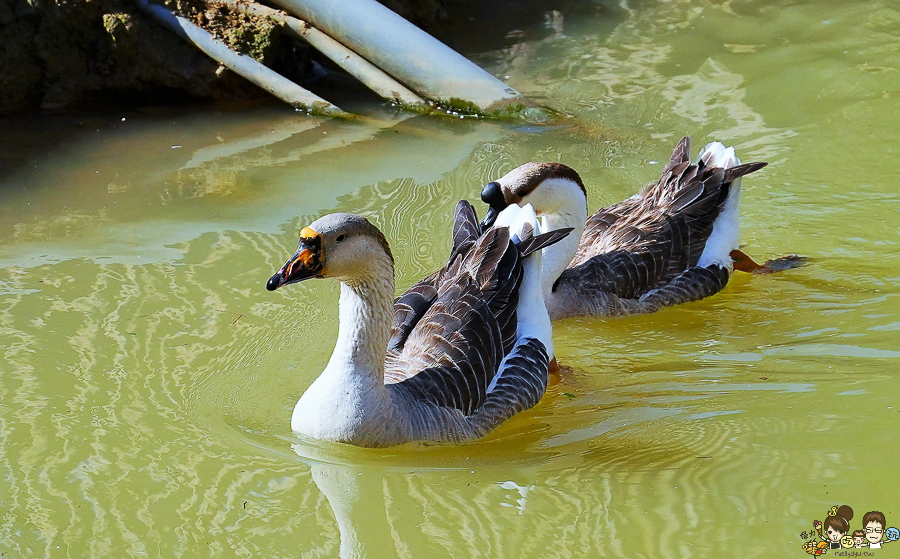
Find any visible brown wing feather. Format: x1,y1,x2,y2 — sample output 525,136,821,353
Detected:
562,141,766,303
463,227,521,352
662,136,691,175
385,209,528,417
386,200,485,379
448,199,481,261
387,276,504,414
467,338,549,436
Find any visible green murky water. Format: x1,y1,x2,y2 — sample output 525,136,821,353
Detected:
2,0,899,557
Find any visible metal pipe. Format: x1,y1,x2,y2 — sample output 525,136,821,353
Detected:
137,0,345,115
268,0,529,114
218,0,426,108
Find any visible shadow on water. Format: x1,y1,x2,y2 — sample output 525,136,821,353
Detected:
0,100,256,184
433,0,629,55
0,109,510,270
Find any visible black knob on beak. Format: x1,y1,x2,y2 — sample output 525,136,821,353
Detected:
480,182,507,231
481,182,505,209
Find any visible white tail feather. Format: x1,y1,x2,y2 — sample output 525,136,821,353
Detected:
697,142,743,269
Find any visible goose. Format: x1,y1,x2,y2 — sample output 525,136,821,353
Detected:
265,202,570,447
479,136,805,320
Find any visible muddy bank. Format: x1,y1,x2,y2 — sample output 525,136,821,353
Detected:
0,0,450,113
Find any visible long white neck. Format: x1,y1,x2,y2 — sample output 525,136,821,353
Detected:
539,209,585,300
291,257,396,442
326,276,393,379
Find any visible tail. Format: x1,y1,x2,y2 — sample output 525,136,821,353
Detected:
697,141,739,170
694,141,804,275
695,141,766,269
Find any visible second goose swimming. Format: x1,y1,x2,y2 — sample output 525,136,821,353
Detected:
480,136,805,320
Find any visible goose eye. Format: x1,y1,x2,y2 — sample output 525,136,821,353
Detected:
336,234,345,243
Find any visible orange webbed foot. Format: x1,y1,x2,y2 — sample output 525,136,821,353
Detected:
548,357,561,385
731,249,808,274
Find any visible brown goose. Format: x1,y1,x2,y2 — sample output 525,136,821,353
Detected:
266,202,569,447
479,136,804,320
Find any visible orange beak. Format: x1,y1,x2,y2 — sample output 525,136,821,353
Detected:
266,229,324,291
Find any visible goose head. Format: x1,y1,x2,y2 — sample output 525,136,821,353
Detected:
480,162,588,229
267,213,394,291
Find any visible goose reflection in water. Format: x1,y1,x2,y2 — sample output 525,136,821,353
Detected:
307,460,397,559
